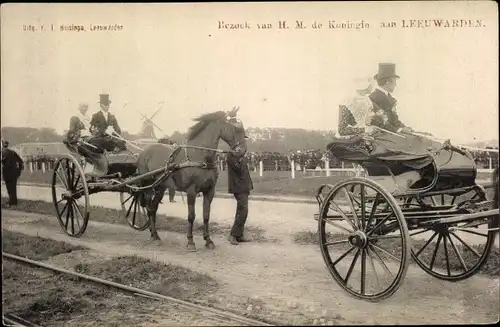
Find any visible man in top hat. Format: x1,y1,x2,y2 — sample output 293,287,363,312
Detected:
89,94,127,153
367,63,413,134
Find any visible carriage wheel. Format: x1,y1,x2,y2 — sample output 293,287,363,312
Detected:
51,155,90,237
318,177,410,301
120,192,150,231
406,187,497,281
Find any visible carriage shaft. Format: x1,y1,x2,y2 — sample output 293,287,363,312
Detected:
315,207,498,226
420,208,499,226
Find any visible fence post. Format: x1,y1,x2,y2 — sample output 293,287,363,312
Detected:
291,160,295,179
259,161,263,177
489,157,492,170
325,160,330,177
42,162,46,173
29,162,33,173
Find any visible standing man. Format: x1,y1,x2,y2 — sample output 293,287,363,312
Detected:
227,137,254,245
89,94,127,152
1,140,24,207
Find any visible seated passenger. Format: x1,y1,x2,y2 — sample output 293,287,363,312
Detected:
337,77,375,136
88,94,127,153
66,102,107,175
367,63,432,137
66,103,92,144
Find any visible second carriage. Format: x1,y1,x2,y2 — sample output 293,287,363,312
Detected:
313,129,499,301
51,108,246,241
51,140,180,237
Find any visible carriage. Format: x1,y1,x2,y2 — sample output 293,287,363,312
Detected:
313,129,499,301
51,140,178,237
51,108,246,250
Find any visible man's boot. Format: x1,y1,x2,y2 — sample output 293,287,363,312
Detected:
228,235,239,245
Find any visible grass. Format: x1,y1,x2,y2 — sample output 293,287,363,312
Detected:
2,229,86,261
293,230,500,277
74,256,219,301
2,230,221,326
1,197,279,243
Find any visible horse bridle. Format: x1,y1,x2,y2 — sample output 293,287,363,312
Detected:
180,113,245,162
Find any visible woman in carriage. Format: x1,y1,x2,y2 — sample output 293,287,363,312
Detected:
334,63,476,195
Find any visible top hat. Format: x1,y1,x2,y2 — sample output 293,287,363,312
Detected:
374,63,400,80
99,94,111,105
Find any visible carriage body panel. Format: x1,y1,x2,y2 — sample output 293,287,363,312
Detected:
326,131,477,195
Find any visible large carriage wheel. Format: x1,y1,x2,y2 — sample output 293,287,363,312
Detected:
318,177,410,301
120,191,150,231
404,187,497,281
51,155,90,237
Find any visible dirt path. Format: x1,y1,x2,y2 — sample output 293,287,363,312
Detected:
2,210,498,325
4,184,498,247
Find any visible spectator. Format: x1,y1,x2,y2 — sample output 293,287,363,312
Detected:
1,140,24,207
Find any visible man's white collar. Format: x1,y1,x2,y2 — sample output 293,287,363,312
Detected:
376,86,390,96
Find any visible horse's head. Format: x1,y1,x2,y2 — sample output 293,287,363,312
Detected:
221,106,248,155
187,106,248,154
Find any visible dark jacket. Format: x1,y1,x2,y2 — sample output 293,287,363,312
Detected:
368,89,406,132
227,153,253,194
90,111,122,136
338,105,365,136
66,116,87,141
1,148,24,181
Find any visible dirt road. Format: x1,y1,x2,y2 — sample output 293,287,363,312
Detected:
4,184,498,247
2,209,498,325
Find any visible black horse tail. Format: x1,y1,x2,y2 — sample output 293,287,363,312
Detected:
493,167,499,210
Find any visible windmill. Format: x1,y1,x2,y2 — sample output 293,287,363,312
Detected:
137,102,164,141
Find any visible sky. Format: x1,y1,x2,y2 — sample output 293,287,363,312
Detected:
1,2,498,145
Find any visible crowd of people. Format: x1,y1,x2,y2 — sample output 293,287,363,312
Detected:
215,148,499,172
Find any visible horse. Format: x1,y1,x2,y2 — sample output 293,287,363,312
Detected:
136,107,247,251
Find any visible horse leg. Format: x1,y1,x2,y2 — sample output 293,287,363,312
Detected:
203,188,216,249
146,187,165,241
144,190,158,241
186,188,197,252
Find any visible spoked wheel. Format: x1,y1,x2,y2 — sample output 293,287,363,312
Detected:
120,191,150,231
318,177,410,301
51,155,90,237
406,187,497,281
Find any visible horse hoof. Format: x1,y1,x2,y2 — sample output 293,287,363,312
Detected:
187,243,197,252
205,242,215,250
148,237,161,245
